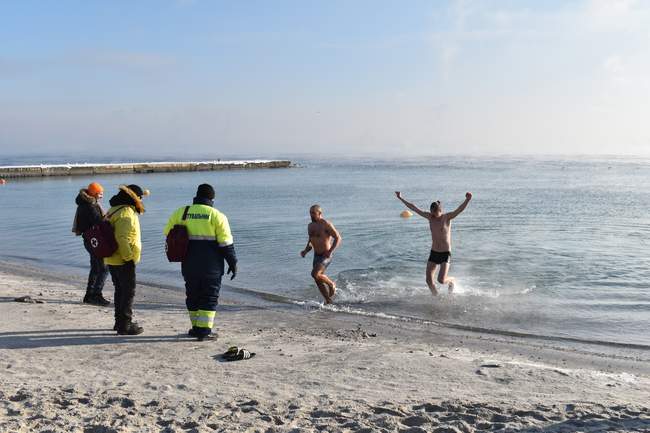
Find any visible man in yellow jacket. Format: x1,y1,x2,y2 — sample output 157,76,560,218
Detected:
105,184,145,335
164,184,237,341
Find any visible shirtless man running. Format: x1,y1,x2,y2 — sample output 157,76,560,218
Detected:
395,191,472,296
300,205,342,304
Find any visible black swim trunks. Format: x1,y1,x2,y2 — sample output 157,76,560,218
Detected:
313,254,332,269
428,250,450,264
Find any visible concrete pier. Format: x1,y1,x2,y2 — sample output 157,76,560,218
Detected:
0,160,291,179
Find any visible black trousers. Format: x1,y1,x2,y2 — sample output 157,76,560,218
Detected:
83,239,108,295
108,262,136,329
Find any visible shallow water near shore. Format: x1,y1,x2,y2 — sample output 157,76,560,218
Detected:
1,155,649,346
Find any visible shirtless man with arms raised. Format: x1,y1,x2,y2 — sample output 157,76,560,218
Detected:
300,205,342,304
395,191,472,296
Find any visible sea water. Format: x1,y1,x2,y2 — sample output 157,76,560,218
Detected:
1,155,649,346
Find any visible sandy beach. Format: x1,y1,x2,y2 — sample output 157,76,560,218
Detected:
1,260,649,433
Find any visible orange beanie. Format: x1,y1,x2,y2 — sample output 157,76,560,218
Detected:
87,182,104,197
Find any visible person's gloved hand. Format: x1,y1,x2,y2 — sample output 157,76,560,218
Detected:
227,263,237,280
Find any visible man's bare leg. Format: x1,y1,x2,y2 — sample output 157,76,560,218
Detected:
319,273,336,299
312,267,332,303
426,261,439,296
312,266,336,298
437,263,455,293
316,279,332,303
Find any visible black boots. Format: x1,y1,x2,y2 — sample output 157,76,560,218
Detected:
116,322,144,335
83,293,111,307
188,327,216,341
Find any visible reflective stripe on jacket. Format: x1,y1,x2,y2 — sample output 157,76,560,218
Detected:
104,206,142,265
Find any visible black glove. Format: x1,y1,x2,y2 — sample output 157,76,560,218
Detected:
227,263,237,280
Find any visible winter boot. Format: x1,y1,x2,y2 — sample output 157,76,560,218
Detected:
117,322,144,336
83,293,111,307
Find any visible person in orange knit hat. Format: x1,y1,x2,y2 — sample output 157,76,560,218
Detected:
72,182,110,306
87,182,103,197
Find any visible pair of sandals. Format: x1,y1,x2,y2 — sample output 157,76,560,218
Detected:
222,346,255,361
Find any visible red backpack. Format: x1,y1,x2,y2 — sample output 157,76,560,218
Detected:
166,206,190,262
83,206,125,259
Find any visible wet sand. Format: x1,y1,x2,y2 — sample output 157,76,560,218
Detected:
1,261,649,432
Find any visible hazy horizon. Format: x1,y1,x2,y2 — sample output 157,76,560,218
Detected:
2,0,650,156
3,150,650,163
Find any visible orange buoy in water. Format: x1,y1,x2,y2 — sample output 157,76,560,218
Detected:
143,189,151,196
400,210,412,218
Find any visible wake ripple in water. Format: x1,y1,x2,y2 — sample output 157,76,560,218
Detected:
224,281,650,351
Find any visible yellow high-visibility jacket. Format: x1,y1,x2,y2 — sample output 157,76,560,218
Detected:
164,204,233,246
164,203,236,277
104,205,142,265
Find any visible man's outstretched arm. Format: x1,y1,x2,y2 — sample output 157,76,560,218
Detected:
395,191,430,219
447,192,473,219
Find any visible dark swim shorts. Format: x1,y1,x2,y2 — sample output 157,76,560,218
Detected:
313,254,332,269
428,250,451,264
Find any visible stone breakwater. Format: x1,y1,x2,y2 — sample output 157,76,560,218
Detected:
0,160,291,178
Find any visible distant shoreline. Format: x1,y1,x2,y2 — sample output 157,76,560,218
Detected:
0,159,291,178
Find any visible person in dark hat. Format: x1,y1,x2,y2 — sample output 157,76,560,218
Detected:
105,184,146,335
163,183,238,341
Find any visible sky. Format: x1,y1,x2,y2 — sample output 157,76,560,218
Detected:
1,0,650,157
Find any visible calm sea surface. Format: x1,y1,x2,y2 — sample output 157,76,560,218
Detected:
1,155,649,346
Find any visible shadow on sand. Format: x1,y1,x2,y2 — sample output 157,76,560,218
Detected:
0,297,264,350
0,328,191,349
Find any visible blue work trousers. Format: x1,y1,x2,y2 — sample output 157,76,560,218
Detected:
184,274,221,337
